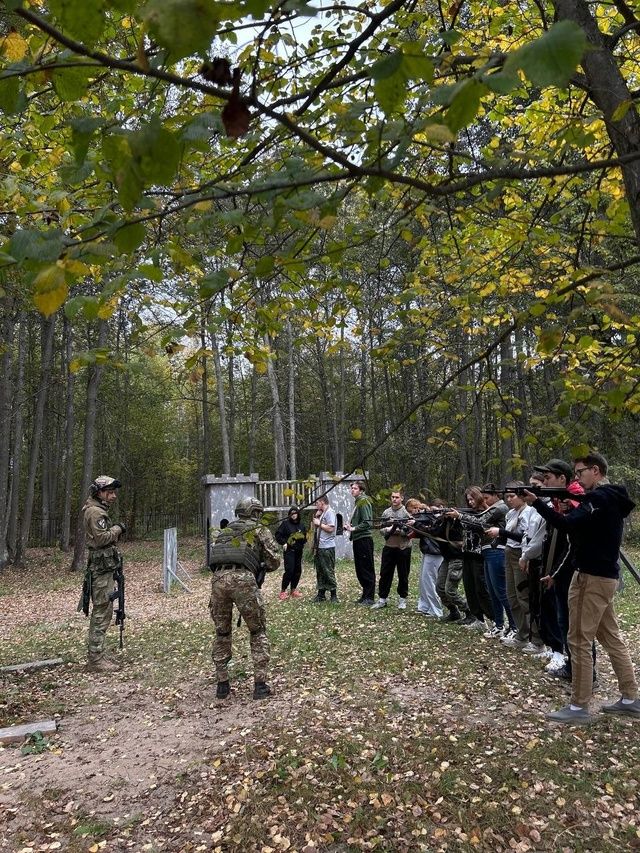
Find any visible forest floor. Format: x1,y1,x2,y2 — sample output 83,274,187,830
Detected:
1,538,640,853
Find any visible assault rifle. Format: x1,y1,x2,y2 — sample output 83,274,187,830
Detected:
497,485,587,502
237,561,267,628
619,550,640,587
109,555,126,649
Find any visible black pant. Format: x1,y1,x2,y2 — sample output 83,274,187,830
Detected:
379,545,411,599
281,548,303,591
462,553,494,622
528,558,563,652
353,536,375,600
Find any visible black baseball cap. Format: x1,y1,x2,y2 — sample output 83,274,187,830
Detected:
481,482,499,494
532,458,573,480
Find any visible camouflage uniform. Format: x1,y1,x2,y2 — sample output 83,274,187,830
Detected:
82,485,124,665
209,508,280,689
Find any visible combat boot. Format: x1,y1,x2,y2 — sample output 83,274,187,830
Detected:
216,680,230,699
253,681,271,700
86,657,118,673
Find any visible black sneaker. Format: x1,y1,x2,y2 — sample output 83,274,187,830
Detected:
546,665,572,681
312,593,327,603
457,614,476,626
440,610,461,623
358,598,374,607
253,681,271,700
330,592,339,603
216,680,230,699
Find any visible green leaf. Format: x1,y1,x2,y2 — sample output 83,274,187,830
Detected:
374,73,406,116
114,222,146,254
49,0,106,45
199,269,229,298
52,66,92,102
370,51,404,81
0,75,27,115
444,79,486,133
506,20,587,89
255,255,275,276
9,229,64,262
142,0,222,60
130,121,181,184
69,115,103,164
400,45,434,83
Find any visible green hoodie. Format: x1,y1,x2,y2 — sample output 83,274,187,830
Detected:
350,495,373,541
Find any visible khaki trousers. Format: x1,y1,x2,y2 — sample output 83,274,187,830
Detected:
568,572,638,707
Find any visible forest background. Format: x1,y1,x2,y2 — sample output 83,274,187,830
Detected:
2,0,640,570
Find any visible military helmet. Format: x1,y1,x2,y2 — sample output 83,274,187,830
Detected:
235,496,264,519
90,475,121,496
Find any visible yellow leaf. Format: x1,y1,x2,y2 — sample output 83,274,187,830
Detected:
33,265,68,317
89,846,99,853
59,258,90,276
2,31,28,61
351,428,362,440
318,214,336,229
194,200,213,211
98,296,118,319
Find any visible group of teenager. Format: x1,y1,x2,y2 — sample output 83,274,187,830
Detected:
275,454,640,723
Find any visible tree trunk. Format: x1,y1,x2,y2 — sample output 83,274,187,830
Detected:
286,320,297,479
0,301,13,569
554,0,640,244
210,329,231,475
60,316,75,551
265,333,287,479
7,315,26,561
227,351,236,474
70,320,108,572
200,309,211,476
14,314,56,565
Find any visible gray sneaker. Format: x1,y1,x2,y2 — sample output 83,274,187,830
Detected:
546,704,594,724
601,698,640,718
371,598,387,610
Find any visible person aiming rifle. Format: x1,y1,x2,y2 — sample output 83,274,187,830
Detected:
79,475,126,673
208,497,280,701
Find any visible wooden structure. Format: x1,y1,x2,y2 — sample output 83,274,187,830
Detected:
202,471,368,561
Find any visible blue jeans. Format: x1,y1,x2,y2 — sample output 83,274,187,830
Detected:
483,548,515,631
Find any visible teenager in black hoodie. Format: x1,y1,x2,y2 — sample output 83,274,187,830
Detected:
525,451,639,723
275,506,307,600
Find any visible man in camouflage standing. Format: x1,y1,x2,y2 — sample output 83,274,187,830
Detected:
80,476,126,673
209,497,280,700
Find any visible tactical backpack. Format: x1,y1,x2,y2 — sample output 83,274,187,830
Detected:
209,519,261,574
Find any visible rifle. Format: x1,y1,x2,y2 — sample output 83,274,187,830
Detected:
619,550,640,587
237,561,267,627
109,555,126,649
497,485,587,502
77,564,91,617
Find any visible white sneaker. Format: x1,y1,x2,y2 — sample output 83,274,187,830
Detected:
521,642,545,655
545,651,566,671
483,626,503,639
501,634,527,648
371,599,387,610
397,597,407,610
463,619,485,631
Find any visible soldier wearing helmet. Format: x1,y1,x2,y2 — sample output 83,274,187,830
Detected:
209,496,280,700
80,475,126,673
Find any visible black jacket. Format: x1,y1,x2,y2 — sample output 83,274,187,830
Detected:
275,517,307,552
533,484,635,579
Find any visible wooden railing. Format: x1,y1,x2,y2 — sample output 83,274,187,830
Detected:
256,479,319,511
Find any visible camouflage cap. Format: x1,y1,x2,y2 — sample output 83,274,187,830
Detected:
91,475,121,494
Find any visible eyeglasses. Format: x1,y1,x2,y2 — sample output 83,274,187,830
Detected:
574,466,593,477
